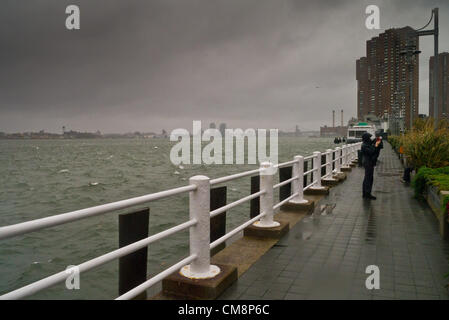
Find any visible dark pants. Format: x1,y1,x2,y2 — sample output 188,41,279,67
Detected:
363,165,374,196
403,167,413,182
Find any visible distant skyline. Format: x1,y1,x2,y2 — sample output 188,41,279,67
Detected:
1,0,449,134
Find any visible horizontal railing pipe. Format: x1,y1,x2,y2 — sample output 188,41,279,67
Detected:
0,184,196,240
273,175,299,189
273,191,299,210
116,254,197,300
0,219,197,300
210,212,266,250
304,168,315,175
210,190,266,218
304,180,317,191
275,159,298,168
210,168,261,186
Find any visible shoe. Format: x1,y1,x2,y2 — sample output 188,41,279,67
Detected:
366,194,376,200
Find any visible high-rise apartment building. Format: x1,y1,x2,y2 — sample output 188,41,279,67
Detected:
357,27,419,131
429,52,449,122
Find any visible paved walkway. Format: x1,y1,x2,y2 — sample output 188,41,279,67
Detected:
219,142,449,300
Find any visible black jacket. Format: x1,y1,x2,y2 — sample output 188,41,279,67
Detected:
361,133,378,168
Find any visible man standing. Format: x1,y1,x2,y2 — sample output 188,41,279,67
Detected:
361,132,381,200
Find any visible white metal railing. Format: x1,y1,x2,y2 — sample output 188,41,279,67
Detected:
0,142,362,300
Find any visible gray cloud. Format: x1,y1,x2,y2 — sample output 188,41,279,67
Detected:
0,0,448,133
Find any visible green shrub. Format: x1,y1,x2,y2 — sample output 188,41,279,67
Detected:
401,118,449,169
412,166,449,209
388,135,402,152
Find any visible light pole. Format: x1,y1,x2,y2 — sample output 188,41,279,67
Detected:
411,8,439,128
393,90,404,135
400,37,421,130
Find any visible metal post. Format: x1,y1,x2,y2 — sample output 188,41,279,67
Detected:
312,151,324,189
410,72,413,130
279,166,293,202
180,175,220,279
254,162,280,228
291,155,308,204
118,208,149,299
325,149,332,178
335,147,342,173
250,175,260,219
434,7,439,128
210,186,227,256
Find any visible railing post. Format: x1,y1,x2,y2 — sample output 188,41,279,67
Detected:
290,155,308,204
343,145,348,166
311,151,324,189
335,147,342,173
347,144,352,162
325,149,332,178
180,175,220,279
254,162,280,228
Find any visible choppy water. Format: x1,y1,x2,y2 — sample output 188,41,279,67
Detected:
0,137,340,299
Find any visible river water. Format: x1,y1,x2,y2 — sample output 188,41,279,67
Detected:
0,137,341,299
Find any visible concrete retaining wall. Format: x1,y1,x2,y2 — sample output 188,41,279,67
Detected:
425,184,449,240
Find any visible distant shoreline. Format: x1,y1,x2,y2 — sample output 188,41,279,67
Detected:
0,132,322,140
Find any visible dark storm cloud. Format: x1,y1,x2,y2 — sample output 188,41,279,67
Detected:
0,0,448,133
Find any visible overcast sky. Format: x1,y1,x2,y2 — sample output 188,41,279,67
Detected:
1,0,448,134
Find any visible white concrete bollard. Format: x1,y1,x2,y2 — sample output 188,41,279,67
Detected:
311,151,325,189
254,162,280,228
343,145,349,165
325,149,332,178
335,147,342,173
290,155,308,204
180,175,220,279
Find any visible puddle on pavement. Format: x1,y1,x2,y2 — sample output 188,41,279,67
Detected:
299,216,313,240
320,203,336,215
296,201,337,240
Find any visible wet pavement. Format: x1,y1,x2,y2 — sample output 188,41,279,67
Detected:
218,142,449,300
